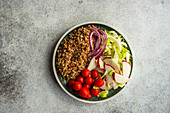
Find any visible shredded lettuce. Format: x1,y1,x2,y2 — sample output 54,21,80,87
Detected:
126,52,130,62
107,84,110,88
114,51,119,62
107,38,111,45
104,30,131,63
93,86,99,89
109,70,115,76
118,47,129,60
100,30,132,90
98,73,102,78
97,90,108,98
121,42,128,47
118,83,125,87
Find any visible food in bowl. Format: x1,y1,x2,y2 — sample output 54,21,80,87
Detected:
56,25,99,80
55,24,132,99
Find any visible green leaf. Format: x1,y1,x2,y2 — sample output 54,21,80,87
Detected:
109,70,115,76
93,86,99,89
98,73,102,78
118,47,129,60
97,90,109,98
118,83,125,87
107,84,110,88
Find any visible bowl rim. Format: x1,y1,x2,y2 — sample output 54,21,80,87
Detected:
52,21,133,103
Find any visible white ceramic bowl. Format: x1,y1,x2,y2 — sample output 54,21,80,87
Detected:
52,22,133,103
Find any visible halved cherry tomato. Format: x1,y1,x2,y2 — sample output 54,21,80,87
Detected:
85,77,93,84
68,80,75,89
94,78,104,87
91,88,100,96
73,81,82,91
81,69,90,77
83,84,91,89
79,87,90,98
76,76,84,84
86,93,92,99
91,70,99,78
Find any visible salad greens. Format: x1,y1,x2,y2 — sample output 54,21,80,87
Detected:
97,30,132,98
87,28,132,99
109,70,115,76
97,90,108,98
103,30,131,65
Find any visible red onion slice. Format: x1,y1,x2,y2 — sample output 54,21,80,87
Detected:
89,31,95,50
92,35,96,47
88,28,101,57
95,30,107,59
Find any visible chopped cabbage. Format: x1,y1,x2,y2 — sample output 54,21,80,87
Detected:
121,42,128,47
118,47,129,60
126,52,130,62
101,30,132,90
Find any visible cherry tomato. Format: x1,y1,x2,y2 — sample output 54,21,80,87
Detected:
73,81,82,91
91,70,99,78
92,78,95,85
86,93,92,99
81,69,90,77
94,78,104,87
76,76,84,84
91,88,100,96
83,84,91,89
79,87,90,98
85,77,93,84
68,80,75,89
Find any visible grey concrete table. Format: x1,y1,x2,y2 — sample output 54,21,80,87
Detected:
0,0,170,113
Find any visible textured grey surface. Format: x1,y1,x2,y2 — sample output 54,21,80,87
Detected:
0,0,170,113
